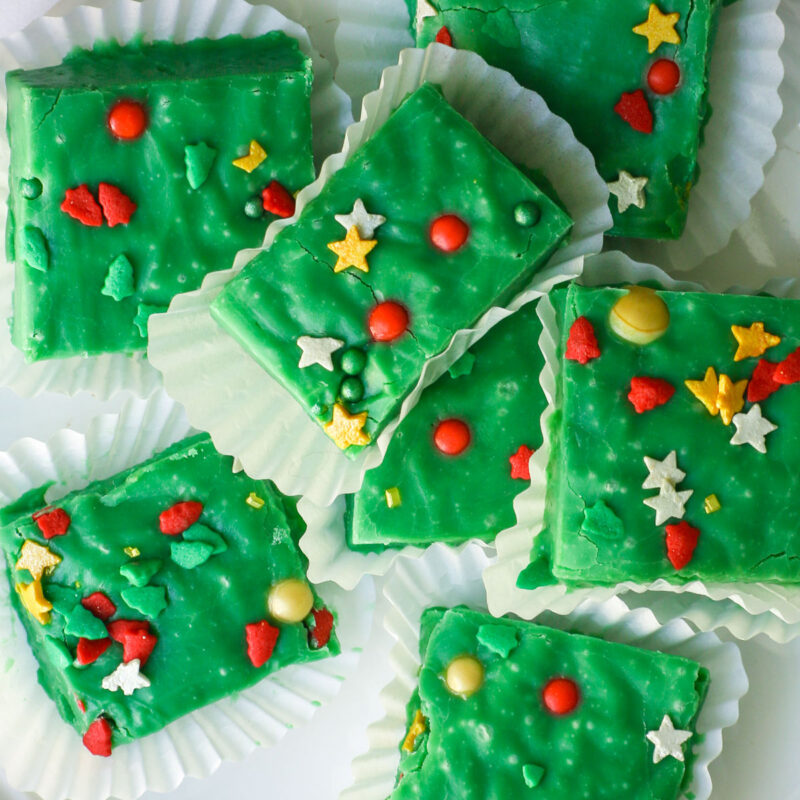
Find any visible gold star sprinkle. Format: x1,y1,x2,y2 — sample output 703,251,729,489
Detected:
16,579,52,625
327,226,377,274
232,140,267,173
685,367,720,417
123,546,140,558
15,540,61,581
716,374,747,426
402,709,427,752
731,322,781,361
324,403,370,450
633,4,681,53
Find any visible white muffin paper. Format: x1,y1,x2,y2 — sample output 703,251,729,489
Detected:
0,390,372,800
0,0,353,400
148,44,611,508
334,0,784,274
340,543,747,800
486,250,800,642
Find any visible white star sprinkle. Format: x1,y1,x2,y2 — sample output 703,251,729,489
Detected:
642,451,686,490
730,403,777,454
607,171,649,213
297,335,344,371
646,715,692,764
643,482,693,525
101,659,150,696
334,199,386,238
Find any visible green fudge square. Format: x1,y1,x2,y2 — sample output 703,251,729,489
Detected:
392,606,708,800
211,83,572,457
412,0,724,240
345,300,546,548
521,282,800,590
6,33,314,362
0,434,338,755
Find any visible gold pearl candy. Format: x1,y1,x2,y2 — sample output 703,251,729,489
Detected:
609,286,670,345
445,655,484,697
267,578,314,624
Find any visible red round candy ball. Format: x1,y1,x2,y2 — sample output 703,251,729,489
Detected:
433,419,471,455
542,677,580,715
368,301,409,342
647,60,681,95
430,214,470,252
108,100,148,140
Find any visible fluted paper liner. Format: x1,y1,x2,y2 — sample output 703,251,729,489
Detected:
148,44,612,508
340,543,747,800
487,250,800,642
0,0,353,400
0,391,370,800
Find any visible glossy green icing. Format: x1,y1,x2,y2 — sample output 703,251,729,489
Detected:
0,434,338,749
522,283,800,588
415,0,724,239
6,33,314,362
212,84,572,456
345,300,546,547
393,606,708,800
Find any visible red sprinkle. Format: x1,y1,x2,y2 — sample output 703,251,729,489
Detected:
614,90,654,134
565,317,601,365
60,185,103,227
159,501,203,535
308,607,334,650
246,620,280,667
430,214,470,252
509,445,535,480
76,698,86,713
627,377,675,413
435,26,453,46
34,508,71,539
83,717,113,757
261,181,295,218
542,678,580,715
647,59,681,95
748,358,781,402
108,100,147,140
369,301,409,342
98,183,137,227
108,619,157,666
665,521,700,570
81,592,117,621
76,637,112,666
774,347,800,385
433,418,471,455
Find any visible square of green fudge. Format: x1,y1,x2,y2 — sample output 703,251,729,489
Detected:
413,0,724,239
0,434,338,755
392,606,708,799
521,282,800,590
346,300,546,548
6,33,314,362
211,83,572,457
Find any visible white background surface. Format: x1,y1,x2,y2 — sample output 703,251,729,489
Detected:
0,1,800,798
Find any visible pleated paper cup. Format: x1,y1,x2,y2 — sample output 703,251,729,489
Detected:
486,250,800,642
0,390,371,800
335,0,784,274
148,43,612,508
0,0,353,400
340,543,747,800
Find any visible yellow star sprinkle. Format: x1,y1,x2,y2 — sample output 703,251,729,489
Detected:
16,579,52,625
685,367,720,417
123,546,140,558
15,540,61,581
716,374,747,426
704,494,721,514
324,403,371,450
327,226,377,274
232,139,267,173
731,322,781,361
633,4,681,53
402,709,427,752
